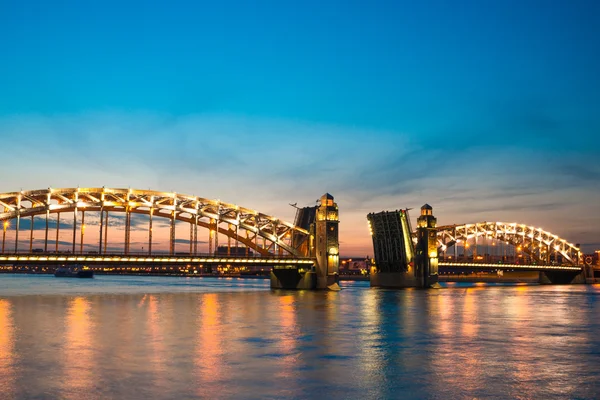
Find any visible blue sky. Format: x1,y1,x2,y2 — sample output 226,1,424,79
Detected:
1,0,599,254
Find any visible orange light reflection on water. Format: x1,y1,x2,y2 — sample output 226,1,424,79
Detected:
0,299,15,398
195,293,226,395
437,288,453,337
504,286,543,396
275,295,299,379
147,295,167,387
357,291,383,387
63,297,94,397
431,288,484,394
461,289,479,338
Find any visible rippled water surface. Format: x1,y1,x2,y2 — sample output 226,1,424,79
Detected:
1,274,599,399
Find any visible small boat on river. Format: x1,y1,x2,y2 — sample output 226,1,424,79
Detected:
54,265,94,278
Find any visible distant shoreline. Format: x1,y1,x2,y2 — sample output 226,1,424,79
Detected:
0,270,371,281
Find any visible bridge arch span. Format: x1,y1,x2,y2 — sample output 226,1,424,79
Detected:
434,222,581,265
0,187,309,257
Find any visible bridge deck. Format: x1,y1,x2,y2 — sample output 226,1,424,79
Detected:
439,262,581,272
0,253,314,267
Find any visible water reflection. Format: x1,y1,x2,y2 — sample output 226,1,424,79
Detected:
0,299,15,398
506,285,539,397
195,293,227,396
62,297,94,398
275,295,299,378
429,285,600,398
430,287,484,394
357,290,385,398
0,278,599,399
146,295,167,389
461,288,478,338
436,287,453,337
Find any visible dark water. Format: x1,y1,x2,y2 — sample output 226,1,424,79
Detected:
1,275,599,399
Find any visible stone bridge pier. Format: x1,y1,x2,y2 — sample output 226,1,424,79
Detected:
539,267,590,284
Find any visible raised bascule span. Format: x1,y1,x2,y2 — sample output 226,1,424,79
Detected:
0,187,341,290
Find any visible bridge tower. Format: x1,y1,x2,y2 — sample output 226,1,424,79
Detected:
314,193,340,290
415,204,439,288
368,205,439,288
270,193,340,290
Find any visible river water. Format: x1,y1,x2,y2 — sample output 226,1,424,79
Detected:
0,274,599,399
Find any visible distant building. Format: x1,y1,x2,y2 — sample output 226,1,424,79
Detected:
340,258,369,271
339,257,370,275
585,251,600,266
215,245,254,256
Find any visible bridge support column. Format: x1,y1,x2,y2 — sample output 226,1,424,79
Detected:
189,222,193,255
99,192,105,254
125,208,132,255
235,224,239,256
44,205,49,253
29,215,34,253
72,191,78,254
215,206,220,254
104,212,109,254
99,209,104,254
80,211,85,254
14,214,20,253
169,211,175,255
473,224,478,260
2,220,7,253
193,215,198,255
227,223,232,256
72,207,77,254
245,230,249,257
55,212,60,252
148,208,153,255
209,218,215,255
14,194,21,253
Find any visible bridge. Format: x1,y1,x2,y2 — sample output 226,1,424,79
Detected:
0,187,311,256
433,223,589,283
0,253,314,267
1,188,592,288
438,262,581,272
434,222,581,266
367,205,591,287
0,187,341,289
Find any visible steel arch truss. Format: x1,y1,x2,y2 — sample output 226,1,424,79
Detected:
0,188,310,257
434,222,581,265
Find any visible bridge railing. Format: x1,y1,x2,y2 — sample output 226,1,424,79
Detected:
439,261,582,271
0,250,312,259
